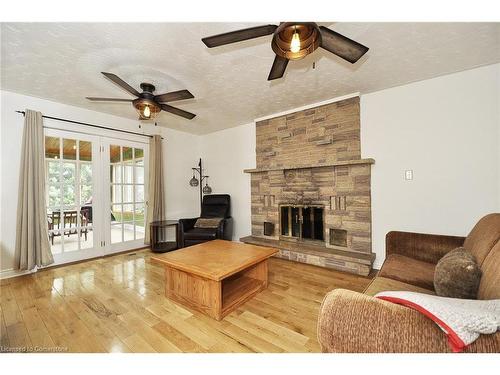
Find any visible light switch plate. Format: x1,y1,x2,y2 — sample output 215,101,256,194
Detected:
404,170,413,181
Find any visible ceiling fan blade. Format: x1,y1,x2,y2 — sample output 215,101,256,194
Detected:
267,55,289,81
202,24,277,48
154,89,194,103
161,104,196,120
319,26,369,63
101,72,140,97
86,97,133,102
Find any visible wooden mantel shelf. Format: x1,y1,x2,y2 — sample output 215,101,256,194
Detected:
243,158,375,173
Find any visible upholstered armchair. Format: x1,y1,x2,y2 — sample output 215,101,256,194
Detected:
178,194,233,248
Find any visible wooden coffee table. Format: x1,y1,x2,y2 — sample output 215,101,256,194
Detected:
151,240,277,320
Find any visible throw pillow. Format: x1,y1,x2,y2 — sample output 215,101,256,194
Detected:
434,247,482,299
194,217,223,228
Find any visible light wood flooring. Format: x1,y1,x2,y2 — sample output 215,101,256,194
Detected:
0,249,372,353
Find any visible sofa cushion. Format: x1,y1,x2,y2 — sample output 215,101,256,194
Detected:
378,254,436,290
434,247,482,299
463,213,500,266
364,276,435,297
183,228,218,240
478,240,500,300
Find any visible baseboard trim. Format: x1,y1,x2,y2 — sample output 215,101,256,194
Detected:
372,258,385,270
0,246,149,281
0,268,35,280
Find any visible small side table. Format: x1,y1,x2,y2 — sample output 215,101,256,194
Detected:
150,220,179,253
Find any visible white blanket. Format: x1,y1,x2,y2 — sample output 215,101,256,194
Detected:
375,291,500,352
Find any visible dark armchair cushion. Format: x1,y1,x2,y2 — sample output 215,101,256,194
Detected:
200,194,230,218
183,227,218,240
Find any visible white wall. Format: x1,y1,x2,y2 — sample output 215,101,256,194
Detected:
0,90,200,274
162,127,201,220
199,64,500,269
200,123,256,241
362,64,499,267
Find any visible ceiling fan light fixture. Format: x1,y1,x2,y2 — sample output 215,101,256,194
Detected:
271,22,320,61
133,97,161,121
201,23,369,81
87,74,196,120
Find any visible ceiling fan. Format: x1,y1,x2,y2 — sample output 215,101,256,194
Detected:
86,72,196,121
202,22,369,81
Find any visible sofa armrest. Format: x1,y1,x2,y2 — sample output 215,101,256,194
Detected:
317,289,499,353
318,289,451,353
386,231,465,264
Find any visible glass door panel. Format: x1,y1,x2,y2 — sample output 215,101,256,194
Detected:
105,140,148,253
44,130,101,263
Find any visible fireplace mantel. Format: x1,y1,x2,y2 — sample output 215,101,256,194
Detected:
244,158,375,174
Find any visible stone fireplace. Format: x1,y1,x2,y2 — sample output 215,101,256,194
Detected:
240,96,376,276
280,204,324,242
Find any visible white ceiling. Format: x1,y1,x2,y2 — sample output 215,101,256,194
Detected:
1,22,499,134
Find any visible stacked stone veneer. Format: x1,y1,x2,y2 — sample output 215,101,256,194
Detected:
256,96,362,168
244,96,375,275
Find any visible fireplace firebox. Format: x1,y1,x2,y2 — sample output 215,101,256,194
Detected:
280,205,324,242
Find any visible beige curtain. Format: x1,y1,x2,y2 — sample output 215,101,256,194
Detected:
145,134,165,244
14,110,54,270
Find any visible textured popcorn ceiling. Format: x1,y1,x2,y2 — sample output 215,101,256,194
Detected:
1,22,499,134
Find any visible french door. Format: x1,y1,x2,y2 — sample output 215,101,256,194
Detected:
103,139,149,253
44,129,149,264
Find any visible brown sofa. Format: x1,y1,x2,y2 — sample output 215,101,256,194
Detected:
317,213,500,353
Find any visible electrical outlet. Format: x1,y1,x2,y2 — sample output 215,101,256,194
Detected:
404,170,413,181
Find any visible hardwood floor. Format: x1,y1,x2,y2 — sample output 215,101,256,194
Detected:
0,249,372,353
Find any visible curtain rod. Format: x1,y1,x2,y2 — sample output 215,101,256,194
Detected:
15,111,163,139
